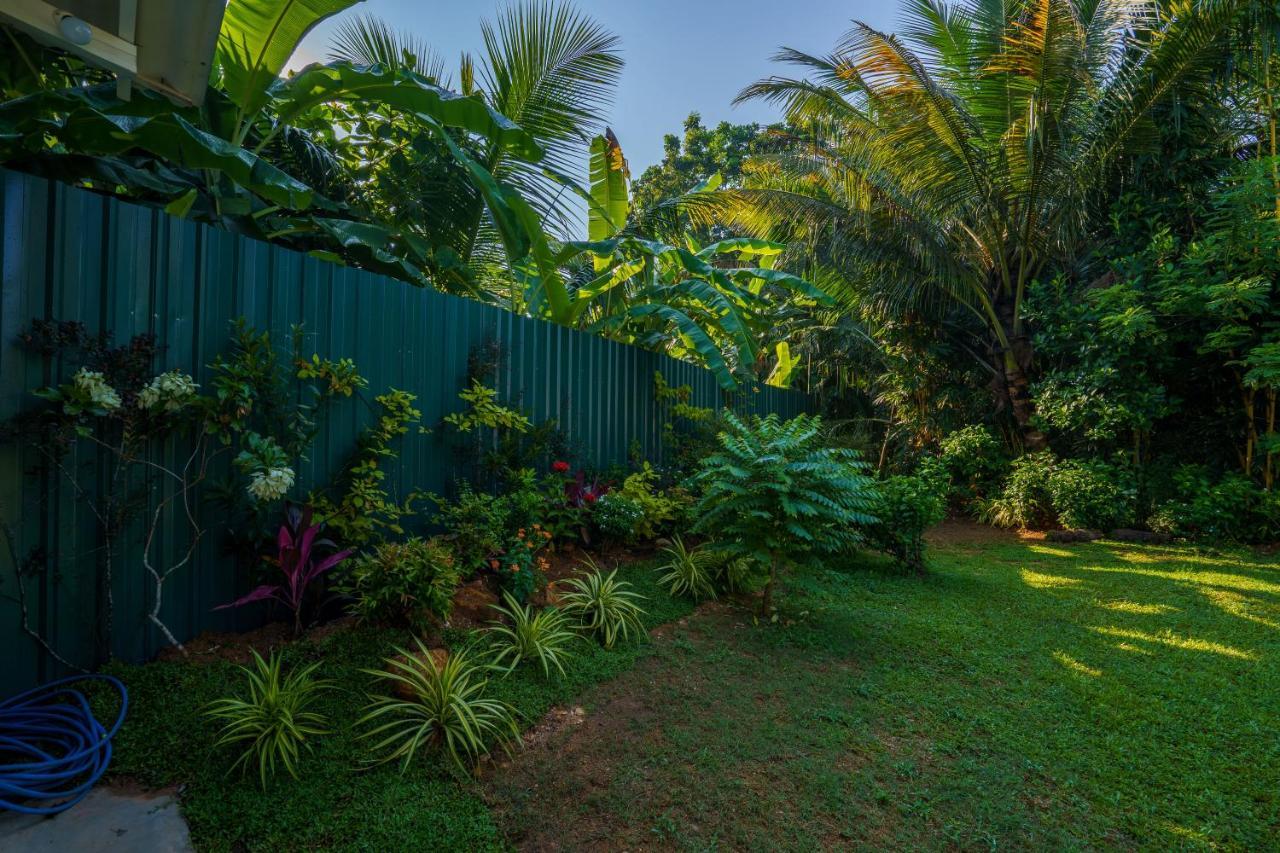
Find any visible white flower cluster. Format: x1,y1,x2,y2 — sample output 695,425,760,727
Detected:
247,466,295,502
72,368,121,412
138,370,198,412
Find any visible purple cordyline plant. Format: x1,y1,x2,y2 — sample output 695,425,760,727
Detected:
216,505,351,634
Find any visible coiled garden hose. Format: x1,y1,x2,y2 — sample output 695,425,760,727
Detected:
0,674,128,815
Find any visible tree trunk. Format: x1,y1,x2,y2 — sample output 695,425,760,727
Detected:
761,556,778,616
992,290,1047,451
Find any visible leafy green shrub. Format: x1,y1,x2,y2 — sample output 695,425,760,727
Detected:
614,463,676,539
344,537,460,626
205,650,330,788
865,473,947,574
692,413,879,612
1149,467,1280,542
559,561,648,649
493,526,550,604
982,452,1059,529
655,537,718,601
359,642,518,772
486,593,576,678
592,493,645,541
1046,460,1135,530
434,483,510,577
938,425,1008,508
311,389,422,546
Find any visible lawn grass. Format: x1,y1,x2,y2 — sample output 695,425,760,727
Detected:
101,534,1280,850
488,533,1280,850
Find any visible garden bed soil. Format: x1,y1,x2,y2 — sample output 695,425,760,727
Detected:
154,544,663,661
925,519,1044,546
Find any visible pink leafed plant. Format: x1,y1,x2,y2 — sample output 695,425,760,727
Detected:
216,505,352,634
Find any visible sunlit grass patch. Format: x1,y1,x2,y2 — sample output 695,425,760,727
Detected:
1098,600,1178,615
1028,544,1076,558
1199,587,1280,630
1052,650,1102,677
1021,568,1083,588
1089,626,1258,660
1078,564,1280,596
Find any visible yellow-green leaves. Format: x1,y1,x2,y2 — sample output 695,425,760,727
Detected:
217,0,362,118
587,130,630,263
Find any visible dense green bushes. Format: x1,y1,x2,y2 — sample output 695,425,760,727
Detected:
865,473,947,574
1149,467,1280,543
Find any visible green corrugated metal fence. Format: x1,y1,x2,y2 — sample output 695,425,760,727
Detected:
0,169,810,696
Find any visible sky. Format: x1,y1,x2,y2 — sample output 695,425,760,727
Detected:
289,0,899,174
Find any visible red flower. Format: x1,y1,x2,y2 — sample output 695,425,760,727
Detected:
552,460,570,473
585,492,598,504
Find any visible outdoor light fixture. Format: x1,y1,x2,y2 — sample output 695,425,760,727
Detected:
56,13,92,46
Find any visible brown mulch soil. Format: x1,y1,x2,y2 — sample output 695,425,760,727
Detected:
925,519,1044,546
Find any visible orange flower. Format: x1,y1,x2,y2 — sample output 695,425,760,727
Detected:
489,559,499,570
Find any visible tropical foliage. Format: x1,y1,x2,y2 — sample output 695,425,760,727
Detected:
205,650,331,788
359,642,519,772
558,562,648,649
693,413,879,611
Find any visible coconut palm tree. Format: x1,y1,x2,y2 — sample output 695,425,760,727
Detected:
719,0,1241,447
325,1,623,287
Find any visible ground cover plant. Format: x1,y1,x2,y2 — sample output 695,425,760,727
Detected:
97,560,693,850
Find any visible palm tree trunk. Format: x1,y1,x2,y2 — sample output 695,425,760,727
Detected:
992,288,1047,451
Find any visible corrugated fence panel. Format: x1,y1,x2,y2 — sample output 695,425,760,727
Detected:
0,170,812,696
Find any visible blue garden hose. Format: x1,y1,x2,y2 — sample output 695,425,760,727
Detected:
0,674,128,815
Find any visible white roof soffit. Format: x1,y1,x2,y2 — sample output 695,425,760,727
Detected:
0,0,227,106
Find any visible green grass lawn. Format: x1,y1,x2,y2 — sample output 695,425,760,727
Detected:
487,532,1280,850
103,532,1280,850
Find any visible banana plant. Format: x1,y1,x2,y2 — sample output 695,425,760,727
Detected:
516,133,828,388
0,0,544,292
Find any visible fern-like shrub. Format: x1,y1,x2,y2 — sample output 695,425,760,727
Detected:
343,537,459,627
982,451,1059,529
692,413,879,612
204,650,331,788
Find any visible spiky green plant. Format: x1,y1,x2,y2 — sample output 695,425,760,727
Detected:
204,650,331,788
558,561,648,649
486,592,577,678
655,537,718,601
358,641,519,772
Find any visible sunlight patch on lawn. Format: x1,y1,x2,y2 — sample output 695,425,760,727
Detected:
1027,544,1076,559
1088,626,1258,660
1098,600,1177,615
1199,588,1280,630
1021,568,1083,589
1078,565,1280,596
1112,642,1152,655
1052,651,1102,677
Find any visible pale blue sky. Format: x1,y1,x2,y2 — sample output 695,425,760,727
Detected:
290,0,898,173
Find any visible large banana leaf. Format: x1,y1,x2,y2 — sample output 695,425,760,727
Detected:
592,303,735,389
270,63,543,161
0,86,316,210
587,130,629,255
217,0,363,118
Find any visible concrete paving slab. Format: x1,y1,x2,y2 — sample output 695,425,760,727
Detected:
0,786,192,852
